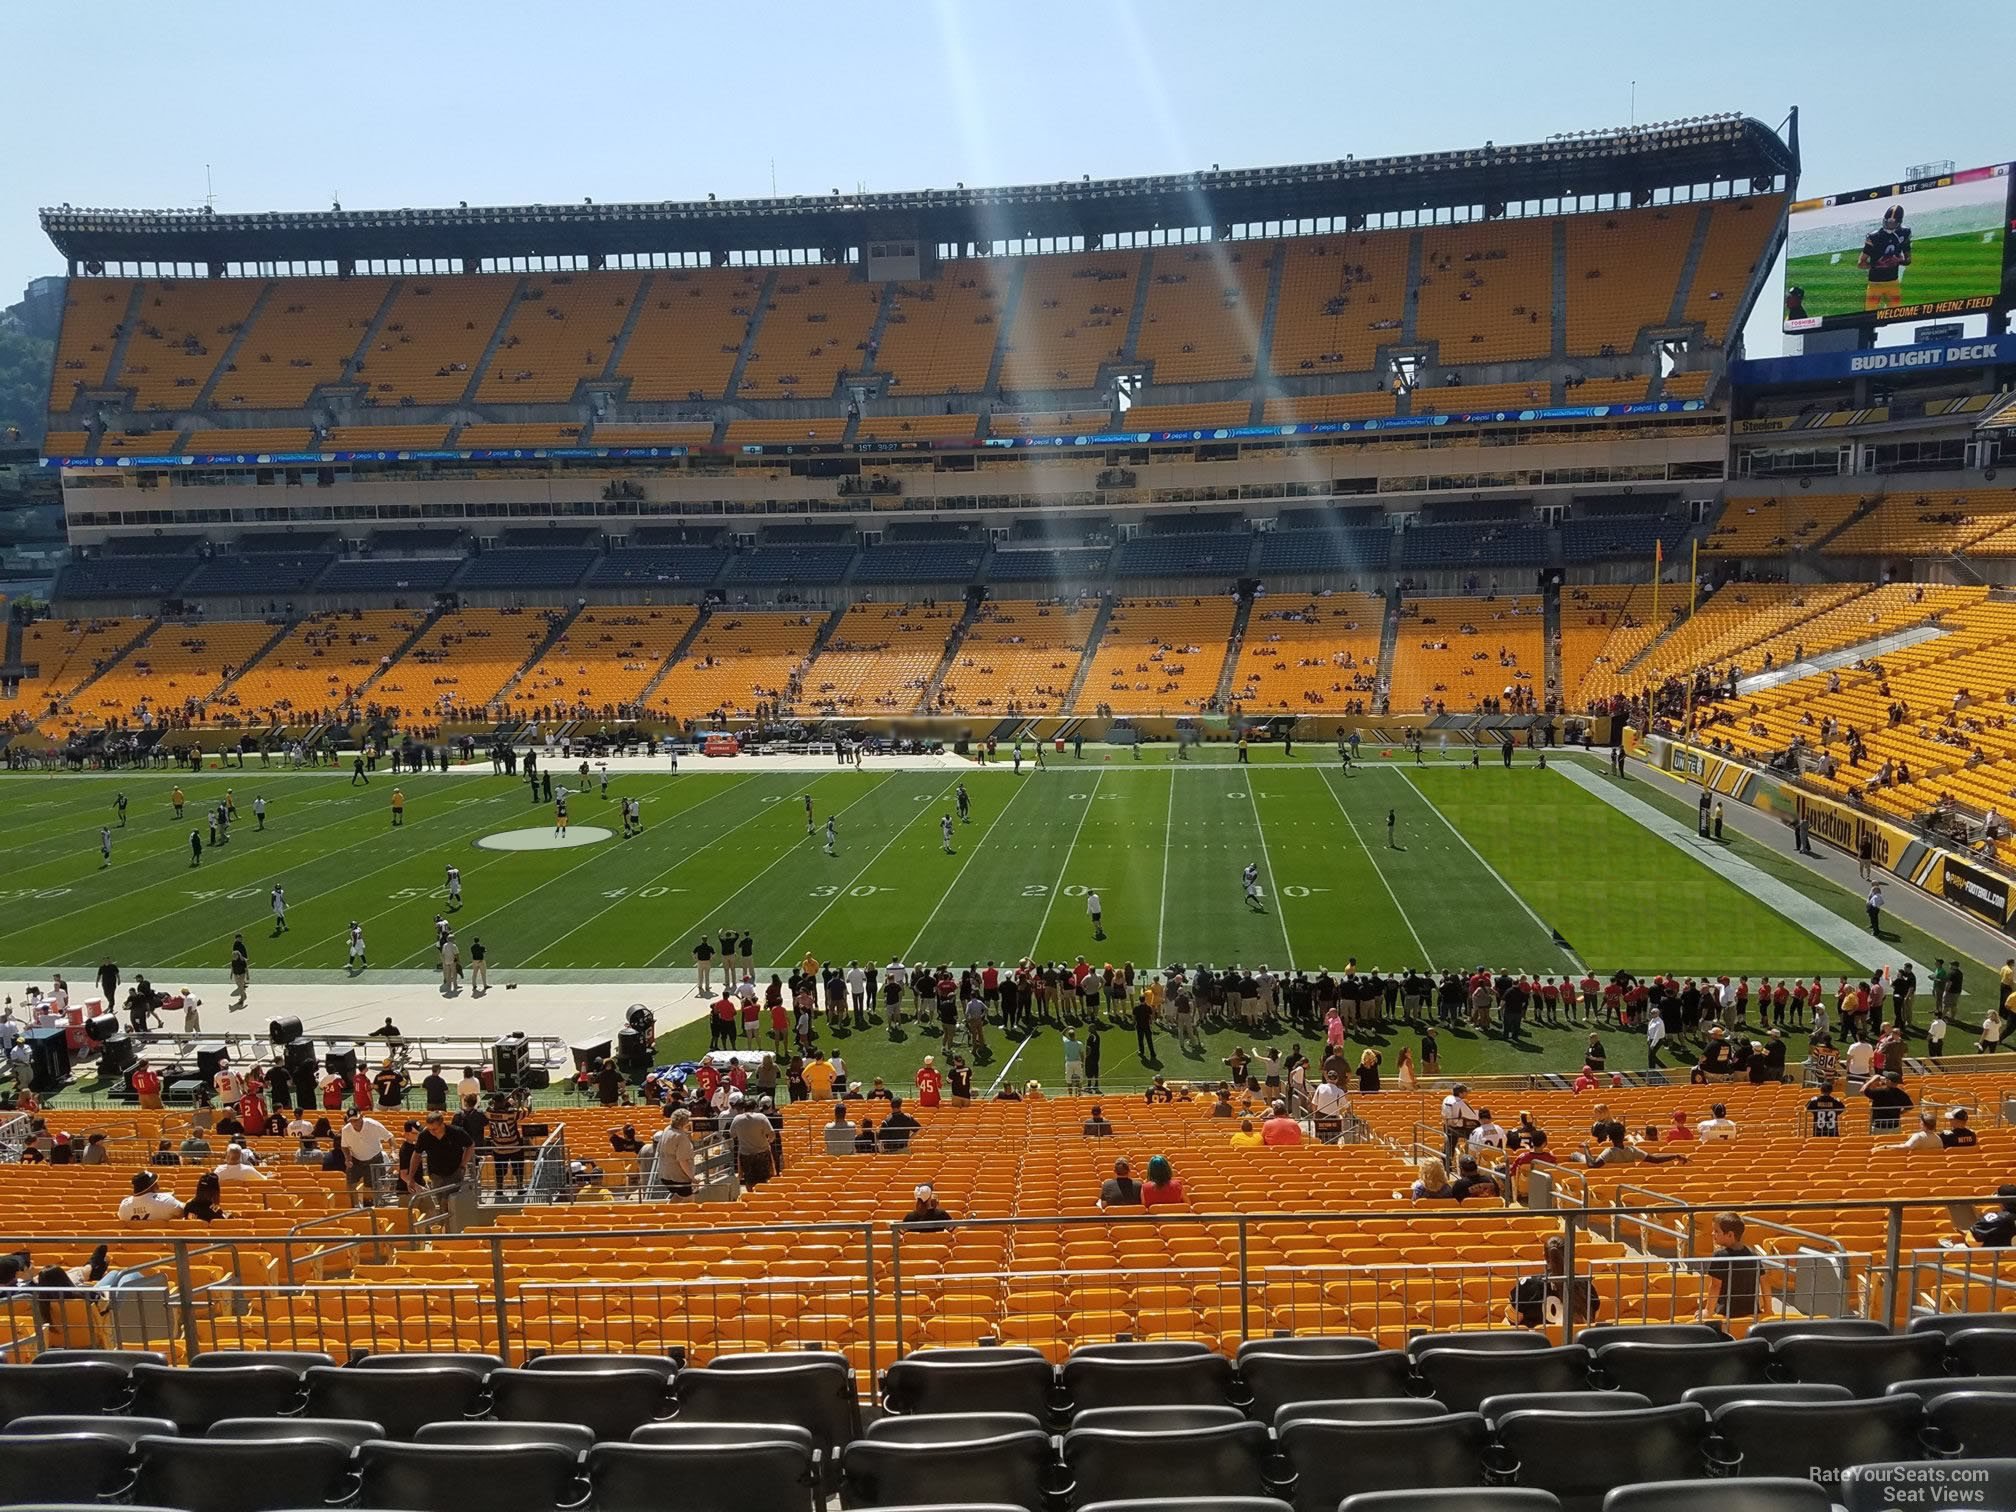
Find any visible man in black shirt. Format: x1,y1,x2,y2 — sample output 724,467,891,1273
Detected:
1968,1185,2016,1248
411,1110,473,1229
1701,1211,1761,1320
1508,1236,1599,1328
421,1066,450,1112
1862,1072,1913,1133
878,1096,921,1153
1942,1109,1978,1148
1806,1081,1846,1137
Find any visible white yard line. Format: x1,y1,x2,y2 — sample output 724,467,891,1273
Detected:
1395,769,1586,973
1245,780,1295,971
1155,766,1176,967
1320,769,1433,971
1029,771,1104,956
900,772,1035,961
986,1029,1039,1096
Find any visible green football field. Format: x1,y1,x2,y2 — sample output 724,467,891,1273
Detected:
1785,227,2005,323
8,749,1985,1088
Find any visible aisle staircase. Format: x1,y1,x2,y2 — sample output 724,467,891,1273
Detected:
915,597,983,713
1061,598,1115,713
1213,592,1257,711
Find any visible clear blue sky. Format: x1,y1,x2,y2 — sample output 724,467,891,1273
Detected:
7,0,2011,360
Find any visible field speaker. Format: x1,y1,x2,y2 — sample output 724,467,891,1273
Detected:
492,1032,530,1090
616,1025,650,1074
85,1014,119,1043
323,1044,358,1082
98,1034,137,1077
269,1015,303,1047
283,1037,318,1072
26,1027,70,1092
195,1043,230,1081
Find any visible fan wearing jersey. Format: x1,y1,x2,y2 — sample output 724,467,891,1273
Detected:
1858,204,1911,312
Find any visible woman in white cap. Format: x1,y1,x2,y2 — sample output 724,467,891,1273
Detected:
902,1183,952,1228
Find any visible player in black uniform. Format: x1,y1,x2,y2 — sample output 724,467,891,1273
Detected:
1858,204,1911,313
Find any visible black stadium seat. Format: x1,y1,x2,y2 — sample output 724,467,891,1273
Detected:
1922,1388,2016,1458
1072,1406,1248,1433
1233,1335,1380,1363
1767,1332,1946,1395
674,1357,858,1479
1604,1481,1831,1512
591,1438,820,1512
1888,1373,2016,1403
1413,1345,1591,1413
352,1351,502,1377
1240,1347,1414,1418
191,1351,335,1376
864,1412,1045,1443
1060,1352,1237,1411
881,1349,1057,1419
1577,1324,1726,1350
1745,1319,1888,1345
130,1363,304,1434
1906,1312,2016,1339
1707,1396,1927,1481
1949,1327,2016,1376
1406,1331,1552,1360
32,1349,167,1373
355,1441,585,1512
303,1365,486,1439
1061,1422,1278,1507
1339,1492,1561,1512
1480,1390,1651,1426
132,1434,359,1512
0,1432,141,1506
1276,1413,1492,1510
1841,1458,2016,1512
0,1361,130,1421
209,1418,383,1448
1680,1382,1850,1413
1593,1338,1773,1404
4,1415,176,1446
488,1366,670,1442
1492,1404,1710,1512
1081,1501,1295,1512
840,1427,1056,1512
1270,1398,1447,1429
524,1351,680,1381
415,1421,596,1453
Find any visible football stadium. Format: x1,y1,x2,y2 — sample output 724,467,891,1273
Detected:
5,49,2016,1512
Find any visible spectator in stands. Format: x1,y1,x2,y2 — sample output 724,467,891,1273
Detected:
1961,1185,2016,1247
879,1096,921,1152
180,1172,229,1224
823,1102,857,1155
1261,1101,1304,1146
1942,1109,1978,1148
728,1095,775,1187
213,1145,267,1185
1697,1103,1738,1141
339,1106,393,1208
412,1109,475,1227
1584,1120,1690,1166
902,1183,953,1230
1082,1104,1113,1138
1410,1157,1455,1201
118,1170,182,1222
1140,1155,1186,1209
1098,1157,1142,1209
1230,1117,1263,1150
1885,1111,1944,1153
1862,1072,1914,1132
1508,1235,1601,1328
1506,1131,1558,1201
1699,1212,1761,1321
649,1108,697,1198
1449,1156,1498,1202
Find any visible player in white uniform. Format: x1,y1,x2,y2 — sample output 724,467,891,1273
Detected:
271,885,289,933
824,816,837,856
1243,863,1262,909
347,921,368,969
445,865,462,909
941,815,956,854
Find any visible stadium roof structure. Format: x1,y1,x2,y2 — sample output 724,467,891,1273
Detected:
40,113,1796,273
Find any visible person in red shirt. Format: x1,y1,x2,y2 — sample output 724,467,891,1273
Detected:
914,1056,943,1108
1572,1065,1599,1094
709,992,736,1051
1140,1154,1187,1209
1666,1109,1697,1142
1260,1100,1304,1145
350,1070,374,1110
1506,1130,1561,1199
130,1060,163,1110
322,1074,347,1112
694,1062,720,1104
727,1060,748,1093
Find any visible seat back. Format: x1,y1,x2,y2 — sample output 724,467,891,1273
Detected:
352,1351,502,1377
490,1366,669,1442
866,1411,1047,1443
840,1429,1057,1512
209,1417,384,1447
1709,1396,1924,1480
524,1351,679,1380
1234,1335,1380,1363
1061,1422,1274,1507
134,1434,359,1512
881,1353,1057,1419
1842,1459,2016,1512
1680,1382,1850,1414
1481,1391,1651,1425
0,1432,140,1505
1072,1405,1249,1433
1279,1414,1491,1507
674,1360,857,1458
1905,1311,2016,1339
1406,1330,1554,1360
1604,1479,1832,1512
191,1350,335,1375
1238,1348,1413,1420
1060,1353,1236,1413
356,1441,584,1512
1594,1339,1772,1404
1575,1324,1726,1350
0,1360,130,1421
1744,1318,1888,1344
1949,1326,2016,1376
1414,1345,1591,1414
1887,1373,2016,1401
304,1365,485,1439
1494,1404,1708,1512
131,1363,304,1433
416,1420,597,1453
1923,1388,2016,1458
4,1414,176,1446
1272,1398,1449,1428
589,1440,818,1512
31,1348,167,1372
1768,1333,1946,1395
